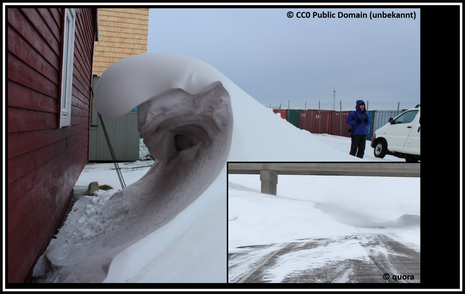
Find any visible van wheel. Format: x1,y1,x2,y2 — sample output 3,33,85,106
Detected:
374,140,387,158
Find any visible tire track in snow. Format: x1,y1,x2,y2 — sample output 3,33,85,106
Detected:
229,234,420,283
237,248,282,283
359,234,420,283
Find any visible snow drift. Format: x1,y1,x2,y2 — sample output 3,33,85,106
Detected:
33,53,356,283
34,53,233,283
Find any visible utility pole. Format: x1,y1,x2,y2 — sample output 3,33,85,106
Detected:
333,87,336,111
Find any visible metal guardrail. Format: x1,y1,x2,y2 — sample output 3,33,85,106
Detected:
228,162,420,195
228,162,420,178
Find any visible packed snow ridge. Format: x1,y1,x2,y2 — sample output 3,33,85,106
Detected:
33,53,363,283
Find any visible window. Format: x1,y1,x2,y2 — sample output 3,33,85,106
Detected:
393,110,418,124
60,8,77,128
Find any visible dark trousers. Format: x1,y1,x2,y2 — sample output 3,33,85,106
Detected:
350,135,366,158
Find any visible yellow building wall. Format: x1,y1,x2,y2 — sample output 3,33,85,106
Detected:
93,8,149,76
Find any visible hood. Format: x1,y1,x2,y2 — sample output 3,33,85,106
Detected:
355,100,366,113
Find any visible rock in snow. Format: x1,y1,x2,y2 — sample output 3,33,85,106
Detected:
85,181,100,196
33,53,357,283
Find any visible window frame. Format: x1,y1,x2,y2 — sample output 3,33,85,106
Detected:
393,110,419,124
59,8,77,128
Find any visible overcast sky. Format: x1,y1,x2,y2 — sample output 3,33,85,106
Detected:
147,8,420,110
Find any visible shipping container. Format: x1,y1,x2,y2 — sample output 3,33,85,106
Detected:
370,110,400,137
320,110,333,134
366,111,374,140
299,110,333,134
331,111,352,137
299,110,312,132
277,108,385,139
273,109,287,120
286,109,300,128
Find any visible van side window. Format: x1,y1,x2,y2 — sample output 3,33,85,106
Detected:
393,110,418,124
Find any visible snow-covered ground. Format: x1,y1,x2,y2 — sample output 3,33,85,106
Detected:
35,134,410,283
32,53,416,284
228,174,420,249
228,174,420,283
313,133,404,162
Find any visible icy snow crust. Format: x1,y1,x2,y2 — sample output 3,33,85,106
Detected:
33,53,358,283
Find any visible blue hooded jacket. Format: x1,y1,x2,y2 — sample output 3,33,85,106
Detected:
346,100,371,136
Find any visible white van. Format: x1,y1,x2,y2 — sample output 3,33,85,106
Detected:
371,105,420,162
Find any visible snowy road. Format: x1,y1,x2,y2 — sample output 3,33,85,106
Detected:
228,173,420,284
228,233,420,283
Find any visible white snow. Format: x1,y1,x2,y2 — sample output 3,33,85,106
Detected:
228,174,420,283
229,174,420,248
105,168,227,283
313,133,405,162
32,53,417,284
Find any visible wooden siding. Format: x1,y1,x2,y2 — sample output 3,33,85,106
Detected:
7,8,97,283
93,8,149,76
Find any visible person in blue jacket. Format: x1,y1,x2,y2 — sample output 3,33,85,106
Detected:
346,100,371,158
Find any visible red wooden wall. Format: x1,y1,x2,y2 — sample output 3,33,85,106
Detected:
7,8,97,283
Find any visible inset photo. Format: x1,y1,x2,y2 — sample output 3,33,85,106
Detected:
228,162,420,284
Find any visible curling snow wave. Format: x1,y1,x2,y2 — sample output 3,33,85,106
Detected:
33,53,355,283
